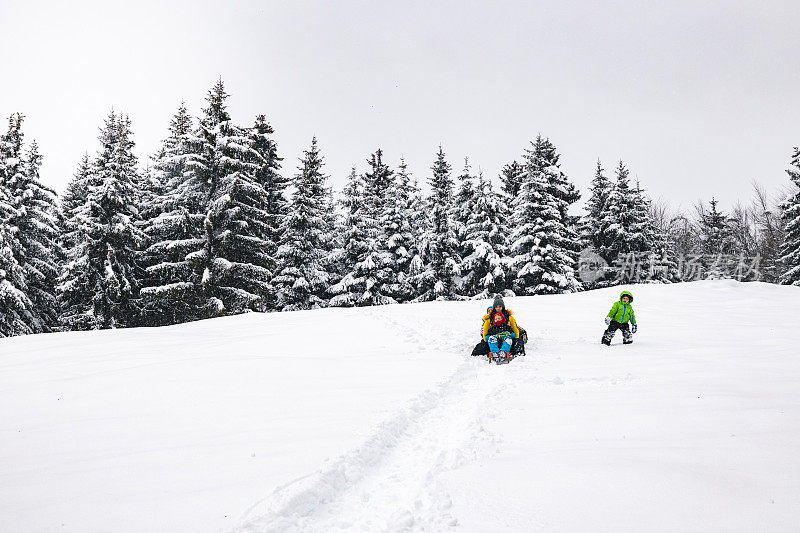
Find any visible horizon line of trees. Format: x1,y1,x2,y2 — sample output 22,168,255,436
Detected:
1,79,799,338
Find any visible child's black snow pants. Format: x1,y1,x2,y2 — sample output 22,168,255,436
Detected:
602,320,633,345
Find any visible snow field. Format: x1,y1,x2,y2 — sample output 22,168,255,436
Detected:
0,306,462,532
1,280,799,532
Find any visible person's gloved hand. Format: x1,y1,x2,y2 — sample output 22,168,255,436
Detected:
631,324,638,334
604,317,611,325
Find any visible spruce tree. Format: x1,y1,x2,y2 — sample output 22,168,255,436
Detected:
599,162,672,284
0,211,35,337
696,198,738,279
187,80,274,316
496,161,523,284
461,171,508,297
146,103,195,210
452,158,476,266
414,146,459,300
273,137,332,310
138,103,209,325
510,138,582,294
581,159,613,252
62,154,92,213
330,167,369,306
600,161,637,262
499,160,525,198
0,115,31,272
0,115,36,336
1,115,61,332
537,136,582,257
404,164,428,299
58,111,144,329
17,141,62,331
535,136,581,216
779,147,800,285
697,198,736,255
347,149,394,305
247,113,286,308
382,157,419,302
58,153,94,317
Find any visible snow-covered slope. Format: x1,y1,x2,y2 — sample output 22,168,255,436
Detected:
1,281,799,532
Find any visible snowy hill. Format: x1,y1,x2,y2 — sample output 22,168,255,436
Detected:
1,280,799,532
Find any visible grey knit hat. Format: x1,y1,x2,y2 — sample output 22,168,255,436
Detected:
492,294,505,309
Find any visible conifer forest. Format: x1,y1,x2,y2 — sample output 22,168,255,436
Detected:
1,80,799,338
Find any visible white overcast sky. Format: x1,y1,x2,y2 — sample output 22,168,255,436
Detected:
1,0,798,211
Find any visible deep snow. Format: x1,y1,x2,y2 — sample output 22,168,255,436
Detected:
1,281,799,532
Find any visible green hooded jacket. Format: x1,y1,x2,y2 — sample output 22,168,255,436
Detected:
607,291,636,324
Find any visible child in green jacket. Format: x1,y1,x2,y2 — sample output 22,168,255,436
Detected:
601,290,637,345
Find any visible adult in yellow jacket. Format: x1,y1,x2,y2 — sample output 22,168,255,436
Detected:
472,295,522,360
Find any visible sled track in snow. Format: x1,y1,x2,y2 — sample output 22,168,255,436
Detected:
234,356,521,532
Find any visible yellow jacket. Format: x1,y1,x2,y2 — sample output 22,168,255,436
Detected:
482,309,520,341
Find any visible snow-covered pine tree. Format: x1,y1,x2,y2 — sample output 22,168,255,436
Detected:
580,159,613,253
0,116,31,257
319,179,340,298
190,80,274,316
536,136,582,263
414,146,459,300
58,111,145,330
15,141,62,331
650,230,680,283
404,161,429,299
627,180,658,263
273,137,333,310
496,160,524,286
1,115,62,332
499,160,525,198
452,158,476,267
599,161,639,277
144,103,195,213
697,198,736,255
0,113,25,177
696,198,738,279
0,202,35,337
599,162,674,284
460,171,509,297
138,103,211,325
349,149,394,306
0,114,36,336
510,137,582,295
57,153,95,307
137,156,166,226
779,147,800,285
382,157,419,302
536,136,581,219
62,153,91,213
330,167,368,307
246,114,286,309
